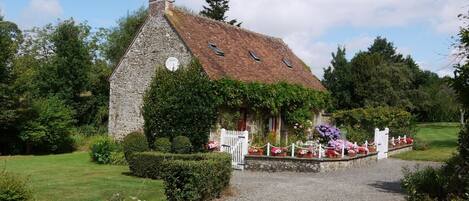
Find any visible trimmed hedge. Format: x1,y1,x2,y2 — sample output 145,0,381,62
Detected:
154,138,171,153
333,106,415,138
128,152,231,179
122,132,149,160
128,152,231,201
172,136,192,154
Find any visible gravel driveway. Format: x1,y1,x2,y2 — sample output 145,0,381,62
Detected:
225,159,440,201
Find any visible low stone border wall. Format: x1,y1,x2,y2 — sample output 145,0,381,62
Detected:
245,144,413,173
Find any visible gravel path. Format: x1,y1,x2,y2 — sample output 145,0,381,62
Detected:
225,159,440,201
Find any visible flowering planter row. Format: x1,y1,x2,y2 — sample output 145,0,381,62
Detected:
248,146,379,158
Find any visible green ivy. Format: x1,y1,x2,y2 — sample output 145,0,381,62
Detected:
143,59,330,149
214,79,330,127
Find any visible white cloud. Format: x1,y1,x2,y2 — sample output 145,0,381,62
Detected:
19,0,63,29
174,0,466,78
0,3,5,17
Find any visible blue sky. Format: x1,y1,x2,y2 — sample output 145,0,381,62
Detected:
0,0,467,78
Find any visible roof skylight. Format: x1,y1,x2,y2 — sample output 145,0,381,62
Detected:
249,51,261,62
208,43,225,56
282,58,293,68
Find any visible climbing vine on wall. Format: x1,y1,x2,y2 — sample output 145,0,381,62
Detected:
213,78,330,127
143,59,330,149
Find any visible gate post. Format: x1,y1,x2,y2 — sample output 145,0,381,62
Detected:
220,128,226,152
242,131,249,158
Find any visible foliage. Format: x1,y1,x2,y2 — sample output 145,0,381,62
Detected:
110,151,128,166
0,170,32,201
19,97,75,153
412,140,429,151
401,167,447,201
342,126,369,143
154,138,171,153
0,17,22,155
214,78,330,129
103,7,147,67
200,0,241,26
172,136,193,154
89,136,115,164
333,106,414,138
162,156,232,201
143,60,217,151
322,37,459,122
34,20,92,111
127,152,231,201
122,132,149,161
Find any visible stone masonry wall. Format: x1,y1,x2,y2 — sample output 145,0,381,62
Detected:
109,13,192,139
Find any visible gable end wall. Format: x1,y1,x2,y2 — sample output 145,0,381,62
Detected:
109,13,192,139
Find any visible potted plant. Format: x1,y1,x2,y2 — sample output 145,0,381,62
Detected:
357,146,369,155
368,144,377,153
325,148,340,158
297,148,314,158
248,146,264,156
207,141,219,152
271,147,287,157
347,149,357,157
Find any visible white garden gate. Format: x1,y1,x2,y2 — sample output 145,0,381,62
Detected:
374,128,389,160
220,129,249,170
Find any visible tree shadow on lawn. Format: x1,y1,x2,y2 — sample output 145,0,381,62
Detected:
427,139,458,148
369,180,404,194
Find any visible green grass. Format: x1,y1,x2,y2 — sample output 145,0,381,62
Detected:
0,152,165,201
393,122,460,162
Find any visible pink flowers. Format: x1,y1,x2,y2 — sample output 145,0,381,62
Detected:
207,141,219,150
271,147,283,154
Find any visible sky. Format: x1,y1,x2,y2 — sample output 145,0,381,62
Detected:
0,0,467,78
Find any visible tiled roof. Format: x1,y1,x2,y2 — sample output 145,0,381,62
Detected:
166,9,326,91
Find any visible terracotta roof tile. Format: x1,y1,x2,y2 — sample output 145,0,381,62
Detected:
166,9,326,91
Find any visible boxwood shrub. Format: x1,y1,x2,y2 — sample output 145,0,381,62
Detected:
128,152,231,201
154,138,171,153
122,132,149,160
128,152,231,179
163,158,232,201
172,136,192,154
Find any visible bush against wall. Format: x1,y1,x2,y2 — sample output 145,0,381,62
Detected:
143,60,217,151
333,106,414,139
19,97,75,153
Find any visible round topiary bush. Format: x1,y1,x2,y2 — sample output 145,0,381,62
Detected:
172,136,192,154
123,132,149,160
90,136,115,164
0,171,32,201
154,138,171,153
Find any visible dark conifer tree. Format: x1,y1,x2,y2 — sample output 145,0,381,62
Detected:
200,0,241,27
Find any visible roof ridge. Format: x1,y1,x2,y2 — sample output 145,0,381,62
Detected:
171,7,284,44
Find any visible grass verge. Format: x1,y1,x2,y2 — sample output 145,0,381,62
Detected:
0,152,165,201
392,122,460,162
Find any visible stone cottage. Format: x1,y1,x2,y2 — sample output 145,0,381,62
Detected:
109,0,326,140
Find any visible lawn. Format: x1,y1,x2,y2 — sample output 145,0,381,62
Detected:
393,122,460,162
0,152,165,201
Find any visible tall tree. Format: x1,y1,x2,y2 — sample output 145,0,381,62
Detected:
103,7,147,68
200,0,241,27
35,20,92,113
0,16,23,154
322,47,353,109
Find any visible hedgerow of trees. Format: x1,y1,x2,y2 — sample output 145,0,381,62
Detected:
323,37,460,122
0,6,147,154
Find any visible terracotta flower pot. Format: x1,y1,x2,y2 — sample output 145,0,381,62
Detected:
368,146,377,153
347,150,357,157
297,152,313,158
326,149,340,158
249,149,264,156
